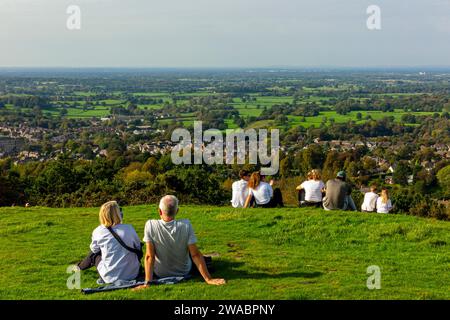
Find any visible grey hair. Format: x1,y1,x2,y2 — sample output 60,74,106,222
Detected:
159,195,179,217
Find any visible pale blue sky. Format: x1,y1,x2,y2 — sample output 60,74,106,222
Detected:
1,0,450,67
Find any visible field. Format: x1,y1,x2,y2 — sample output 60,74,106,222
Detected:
287,109,436,128
3,90,439,129
0,205,448,300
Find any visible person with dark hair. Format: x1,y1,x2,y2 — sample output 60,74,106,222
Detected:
231,169,250,208
243,172,283,208
361,184,379,212
323,171,357,211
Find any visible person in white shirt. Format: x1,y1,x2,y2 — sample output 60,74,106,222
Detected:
361,185,379,212
296,169,325,207
231,170,250,208
376,188,393,214
244,171,283,208
77,201,142,284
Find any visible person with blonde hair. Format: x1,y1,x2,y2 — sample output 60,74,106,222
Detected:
376,188,393,214
296,169,325,207
77,201,142,284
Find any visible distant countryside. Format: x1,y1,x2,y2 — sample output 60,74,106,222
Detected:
0,69,449,220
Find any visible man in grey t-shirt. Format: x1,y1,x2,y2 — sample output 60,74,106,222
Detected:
135,195,225,290
142,217,197,277
323,171,357,211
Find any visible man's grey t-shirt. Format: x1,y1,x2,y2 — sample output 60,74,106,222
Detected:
323,179,350,210
143,219,197,278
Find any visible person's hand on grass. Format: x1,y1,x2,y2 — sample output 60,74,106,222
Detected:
206,278,226,285
133,284,150,291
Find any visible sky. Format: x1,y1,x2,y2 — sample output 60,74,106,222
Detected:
1,0,450,68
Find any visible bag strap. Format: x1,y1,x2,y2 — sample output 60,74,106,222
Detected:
107,227,141,256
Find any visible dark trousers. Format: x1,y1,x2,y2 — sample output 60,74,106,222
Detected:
250,188,284,208
78,251,213,280
78,251,102,271
298,189,322,208
153,255,213,279
189,255,213,275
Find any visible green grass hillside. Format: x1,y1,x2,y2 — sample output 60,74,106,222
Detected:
0,205,448,300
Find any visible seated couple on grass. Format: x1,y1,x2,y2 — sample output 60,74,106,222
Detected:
77,196,226,287
296,170,357,211
231,170,284,208
361,185,393,214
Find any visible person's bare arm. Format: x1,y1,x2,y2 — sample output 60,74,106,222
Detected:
188,244,225,285
243,193,253,208
133,241,155,290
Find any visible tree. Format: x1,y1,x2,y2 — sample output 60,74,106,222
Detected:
362,156,377,172
31,160,80,203
393,162,411,186
279,156,293,177
142,157,160,176
437,165,450,198
295,144,325,175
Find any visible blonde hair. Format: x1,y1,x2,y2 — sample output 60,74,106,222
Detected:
248,171,261,189
99,201,122,227
380,189,389,204
307,169,321,181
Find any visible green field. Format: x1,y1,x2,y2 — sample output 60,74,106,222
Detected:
287,109,437,128
231,96,293,118
1,91,442,128
0,205,448,300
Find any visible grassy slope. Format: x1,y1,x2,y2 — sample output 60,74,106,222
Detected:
0,205,448,300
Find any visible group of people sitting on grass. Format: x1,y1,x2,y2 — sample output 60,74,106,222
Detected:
77,195,226,288
78,170,393,287
360,184,393,214
231,169,393,214
231,170,284,208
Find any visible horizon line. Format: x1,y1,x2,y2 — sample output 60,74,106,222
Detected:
1,65,450,71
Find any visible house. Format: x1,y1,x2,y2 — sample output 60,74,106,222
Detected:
421,160,434,172
0,136,25,155
387,165,397,174
98,149,108,157
385,176,394,184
